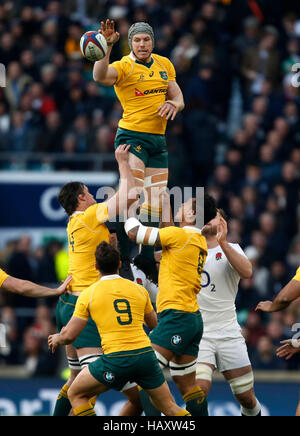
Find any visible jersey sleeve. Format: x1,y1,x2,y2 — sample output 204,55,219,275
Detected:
83,203,109,229
73,289,91,321
159,226,183,249
293,267,300,282
110,58,132,85
166,58,176,81
0,268,9,287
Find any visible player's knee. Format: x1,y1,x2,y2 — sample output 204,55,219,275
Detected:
195,364,213,397
235,390,257,409
228,371,254,397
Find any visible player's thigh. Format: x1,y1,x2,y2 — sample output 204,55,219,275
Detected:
216,337,251,374
128,153,146,197
144,167,168,204
68,366,109,401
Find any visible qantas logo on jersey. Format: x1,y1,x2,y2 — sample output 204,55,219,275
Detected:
216,252,222,260
134,88,167,96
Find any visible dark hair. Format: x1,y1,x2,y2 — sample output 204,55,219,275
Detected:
191,193,217,225
133,253,158,284
58,182,85,216
204,193,217,225
95,241,120,274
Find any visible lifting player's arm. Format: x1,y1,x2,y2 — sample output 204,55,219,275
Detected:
93,19,119,86
125,218,161,247
1,274,72,298
256,275,300,313
158,81,185,121
217,217,252,279
105,144,139,220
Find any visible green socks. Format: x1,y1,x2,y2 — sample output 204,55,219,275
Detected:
183,387,209,416
53,384,72,416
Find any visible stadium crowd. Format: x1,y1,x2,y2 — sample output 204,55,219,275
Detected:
0,0,300,374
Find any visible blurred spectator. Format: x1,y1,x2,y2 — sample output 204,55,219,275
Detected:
251,336,286,370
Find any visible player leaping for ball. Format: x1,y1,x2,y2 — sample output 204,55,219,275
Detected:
93,19,184,277
125,193,217,416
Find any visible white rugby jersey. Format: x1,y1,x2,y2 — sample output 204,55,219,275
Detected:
197,243,247,332
130,264,158,304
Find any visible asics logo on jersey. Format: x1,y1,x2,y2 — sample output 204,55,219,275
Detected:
104,372,115,382
171,335,182,345
149,71,154,77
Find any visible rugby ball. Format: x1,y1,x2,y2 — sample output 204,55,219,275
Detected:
80,31,108,62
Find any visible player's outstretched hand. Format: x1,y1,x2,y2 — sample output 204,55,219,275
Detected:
99,19,120,46
276,339,300,360
255,301,273,312
158,101,178,121
55,275,72,296
115,143,131,165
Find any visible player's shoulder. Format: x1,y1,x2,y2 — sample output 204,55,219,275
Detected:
152,53,172,66
113,55,134,68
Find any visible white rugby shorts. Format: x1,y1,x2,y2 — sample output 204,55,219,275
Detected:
197,324,251,373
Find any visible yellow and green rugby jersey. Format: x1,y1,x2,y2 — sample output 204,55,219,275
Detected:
110,53,176,134
0,268,9,287
73,275,153,354
67,203,110,292
293,266,300,282
157,226,207,314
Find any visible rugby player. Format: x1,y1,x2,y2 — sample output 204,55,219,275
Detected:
48,242,190,417
196,210,262,416
53,144,139,416
93,19,184,273
125,193,217,416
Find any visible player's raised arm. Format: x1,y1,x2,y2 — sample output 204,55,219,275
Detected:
1,274,72,298
216,216,252,279
105,144,139,220
93,19,119,86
